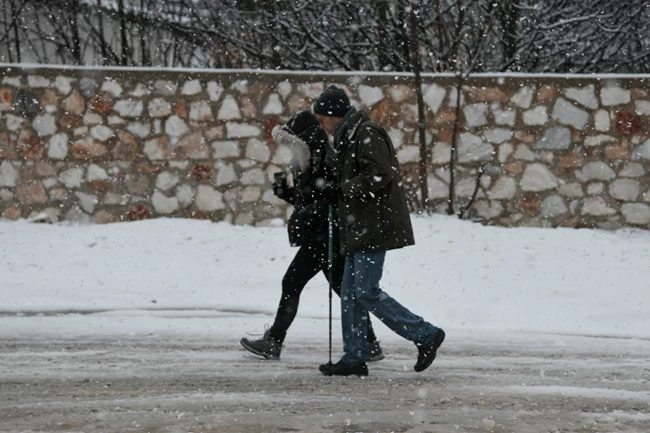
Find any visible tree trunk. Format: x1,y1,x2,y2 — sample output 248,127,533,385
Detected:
96,0,109,65
9,0,20,63
378,0,389,70
447,74,463,216
117,0,131,66
265,0,281,69
139,0,149,66
396,2,409,71
500,0,519,70
3,0,14,63
409,0,429,211
68,1,82,65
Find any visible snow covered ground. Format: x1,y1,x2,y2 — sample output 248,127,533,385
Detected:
2,214,649,338
1,215,650,432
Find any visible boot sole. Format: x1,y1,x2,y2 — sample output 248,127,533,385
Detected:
320,371,368,377
414,329,445,372
240,339,280,360
368,352,385,362
319,365,368,377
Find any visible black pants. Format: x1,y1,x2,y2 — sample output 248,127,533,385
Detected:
268,241,377,345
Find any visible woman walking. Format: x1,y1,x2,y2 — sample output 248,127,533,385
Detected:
240,111,384,362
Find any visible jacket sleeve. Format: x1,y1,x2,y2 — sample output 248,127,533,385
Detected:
341,126,395,202
281,186,297,205
296,197,328,219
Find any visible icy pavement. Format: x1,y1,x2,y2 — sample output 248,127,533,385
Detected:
2,216,650,431
2,312,650,433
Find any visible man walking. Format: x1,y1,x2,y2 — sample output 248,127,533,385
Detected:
313,85,445,377
240,111,384,362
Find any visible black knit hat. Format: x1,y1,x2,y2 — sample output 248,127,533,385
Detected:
284,110,319,136
313,85,351,117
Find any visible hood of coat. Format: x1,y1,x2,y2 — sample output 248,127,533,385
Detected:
272,125,311,174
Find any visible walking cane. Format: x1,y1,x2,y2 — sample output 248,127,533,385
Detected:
327,204,334,367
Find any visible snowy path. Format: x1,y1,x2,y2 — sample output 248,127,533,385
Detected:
2,313,650,433
2,216,650,431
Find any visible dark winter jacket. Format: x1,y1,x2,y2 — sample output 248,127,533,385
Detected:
274,120,334,247
333,108,415,256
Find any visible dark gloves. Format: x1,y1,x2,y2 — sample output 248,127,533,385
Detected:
273,172,294,203
321,181,343,204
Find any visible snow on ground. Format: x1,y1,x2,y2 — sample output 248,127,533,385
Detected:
2,215,650,432
1,214,649,340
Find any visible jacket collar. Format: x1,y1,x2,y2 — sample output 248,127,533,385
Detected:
333,107,368,148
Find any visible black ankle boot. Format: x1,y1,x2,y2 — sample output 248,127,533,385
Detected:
240,330,282,360
368,340,385,362
414,328,445,372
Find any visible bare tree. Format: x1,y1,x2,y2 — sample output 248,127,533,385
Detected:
409,0,429,211
431,0,497,218
2,1,650,74
6,0,24,62
95,0,109,65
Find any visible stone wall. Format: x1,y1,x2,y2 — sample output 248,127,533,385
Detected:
0,65,649,229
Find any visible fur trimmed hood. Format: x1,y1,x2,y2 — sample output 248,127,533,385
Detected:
272,125,311,174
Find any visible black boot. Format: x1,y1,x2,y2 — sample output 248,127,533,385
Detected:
368,340,385,362
240,330,282,360
414,328,445,372
319,360,368,377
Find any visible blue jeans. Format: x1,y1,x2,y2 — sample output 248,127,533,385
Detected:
340,251,438,364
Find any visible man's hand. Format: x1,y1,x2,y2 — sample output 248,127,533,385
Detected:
321,181,343,204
